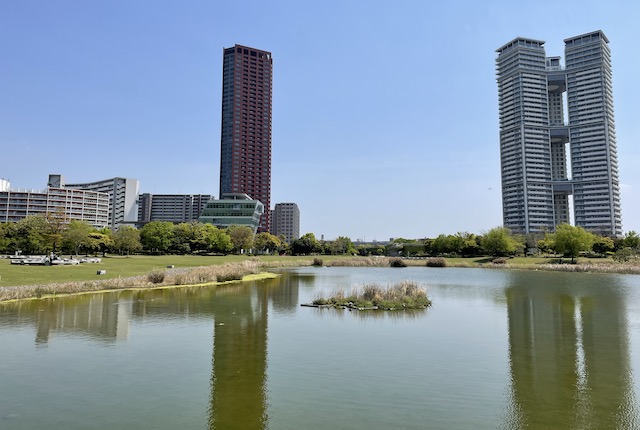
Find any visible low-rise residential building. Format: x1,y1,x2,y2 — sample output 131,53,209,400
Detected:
0,180,109,228
137,193,212,225
49,174,139,230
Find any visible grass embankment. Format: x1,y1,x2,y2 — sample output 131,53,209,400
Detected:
440,256,640,274
309,281,431,311
0,260,264,302
0,254,322,287
0,254,363,302
2,254,639,302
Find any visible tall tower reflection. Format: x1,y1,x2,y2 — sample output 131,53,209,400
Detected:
505,272,637,429
208,281,269,430
208,274,301,430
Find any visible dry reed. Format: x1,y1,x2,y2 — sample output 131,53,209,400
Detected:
312,280,431,310
0,260,262,302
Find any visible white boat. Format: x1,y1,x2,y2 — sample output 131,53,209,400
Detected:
10,255,49,265
50,257,80,265
79,257,102,264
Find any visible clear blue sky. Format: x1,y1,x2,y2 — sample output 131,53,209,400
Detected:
2,0,639,241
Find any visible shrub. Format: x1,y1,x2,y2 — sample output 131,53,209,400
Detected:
147,269,166,284
613,247,635,263
426,257,446,268
216,272,243,282
388,257,407,267
312,258,323,267
309,281,431,310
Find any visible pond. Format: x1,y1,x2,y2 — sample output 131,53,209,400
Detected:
1,267,640,429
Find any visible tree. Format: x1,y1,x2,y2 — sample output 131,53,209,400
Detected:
456,232,481,257
226,225,254,253
62,220,92,256
592,236,615,257
140,221,174,254
201,224,233,254
431,234,452,255
87,228,114,256
329,236,356,255
291,233,319,255
537,233,555,255
554,224,595,263
254,232,281,254
13,215,49,254
114,225,142,255
171,222,198,254
44,210,68,253
481,227,521,257
623,231,640,250
276,234,289,254
0,222,14,254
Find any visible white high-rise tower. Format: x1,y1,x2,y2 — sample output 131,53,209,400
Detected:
496,30,621,236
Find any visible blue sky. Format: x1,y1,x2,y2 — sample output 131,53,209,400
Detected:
2,0,639,241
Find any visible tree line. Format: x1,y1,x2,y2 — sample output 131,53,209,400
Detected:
395,225,640,262
0,216,282,256
1,215,639,261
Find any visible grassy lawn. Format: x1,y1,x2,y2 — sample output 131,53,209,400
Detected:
0,254,325,287
0,253,624,288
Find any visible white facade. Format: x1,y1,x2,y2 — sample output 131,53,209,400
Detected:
51,175,140,230
0,186,109,228
496,30,621,236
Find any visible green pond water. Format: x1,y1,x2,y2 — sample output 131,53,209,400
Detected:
1,267,640,429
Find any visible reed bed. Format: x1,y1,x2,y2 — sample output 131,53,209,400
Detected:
311,280,431,310
479,260,640,274
535,262,640,274
426,257,447,267
257,258,314,268
0,260,263,302
327,257,395,267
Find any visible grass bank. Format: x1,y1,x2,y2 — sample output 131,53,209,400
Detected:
439,256,640,274
0,255,361,302
0,260,280,302
0,254,337,287
2,254,639,302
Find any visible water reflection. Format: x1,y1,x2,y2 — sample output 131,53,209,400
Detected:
2,293,133,344
207,279,271,430
504,271,638,429
4,268,640,429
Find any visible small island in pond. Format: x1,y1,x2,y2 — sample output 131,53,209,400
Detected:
302,281,431,311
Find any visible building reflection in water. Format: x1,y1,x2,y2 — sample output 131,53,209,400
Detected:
0,271,304,429
207,274,301,430
504,271,638,429
2,293,134,345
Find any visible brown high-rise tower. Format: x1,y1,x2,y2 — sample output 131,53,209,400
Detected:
219,44,273,232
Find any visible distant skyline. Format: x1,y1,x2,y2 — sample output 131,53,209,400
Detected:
2,1,639,240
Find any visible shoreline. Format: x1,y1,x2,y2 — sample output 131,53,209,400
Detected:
2,256,640,303
0,272,280,305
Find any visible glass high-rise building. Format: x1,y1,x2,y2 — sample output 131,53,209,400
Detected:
219,44,273,232
496,30,621,236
